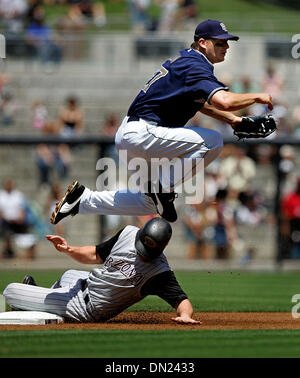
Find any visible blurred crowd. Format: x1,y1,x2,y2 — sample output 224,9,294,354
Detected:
0,59,299,262
180,144,268,262
0,0,198,41
0,89,88,260
178,141,299,262
0,109,299,263
0,0,107,65
127,0,198,33
0,0,200,72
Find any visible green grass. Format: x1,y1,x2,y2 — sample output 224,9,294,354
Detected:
132,271,300,312
42,0,300,33
197,0,300,33
1,270,300,358
193,0,295,14
1,270,299,312
1,329,300,358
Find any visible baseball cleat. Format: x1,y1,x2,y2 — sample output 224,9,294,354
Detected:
155,191,178,223
146,182,178,222
22,275,37,286
50,180,85,225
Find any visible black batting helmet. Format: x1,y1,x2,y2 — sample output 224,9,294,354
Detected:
135,218,172,260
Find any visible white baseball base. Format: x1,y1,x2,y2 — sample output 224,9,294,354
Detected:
0,294,5,312
0,311,64,325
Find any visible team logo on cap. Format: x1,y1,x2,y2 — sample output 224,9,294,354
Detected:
220,23,227,32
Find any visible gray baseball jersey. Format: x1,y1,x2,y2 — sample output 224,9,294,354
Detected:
87,225,171,321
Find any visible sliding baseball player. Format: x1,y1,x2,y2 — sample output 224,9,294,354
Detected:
4,218,200,324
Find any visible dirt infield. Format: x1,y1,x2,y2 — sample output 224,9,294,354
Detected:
1,312,300,330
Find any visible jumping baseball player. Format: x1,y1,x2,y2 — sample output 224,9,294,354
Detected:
3,218,201,324
51,19,276,225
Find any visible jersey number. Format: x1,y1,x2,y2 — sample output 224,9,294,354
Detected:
142,66,169,93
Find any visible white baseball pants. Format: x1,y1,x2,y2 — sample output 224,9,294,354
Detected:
3,270,94,322
115,116,223,191
79,188,157,216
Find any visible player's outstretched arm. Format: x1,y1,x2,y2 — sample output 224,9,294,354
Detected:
210,90,273,112
171,299,202,325
46,235,103,264
200,102,242,126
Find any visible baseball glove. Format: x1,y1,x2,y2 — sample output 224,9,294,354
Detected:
233,114,277,140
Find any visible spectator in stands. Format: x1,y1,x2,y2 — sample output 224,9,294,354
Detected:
128,0,151,33
31,99,49,130
273,101,290,137
57,2,86,33
101,112,120,162
36,143,71,186
45,181,67,237
25,5,63,65
182,203,212,260
231,76,261,117
204,161,226,202
67,0,106,28
291,104,300,138
278,145,296,178
0,73,12,95
250,65,284,129
0,90,20,126
173,0,197,31
55,1,93,59
220,145,256,200
231,75,259,94
0,0,28,56
155,0,180,33
236,190,267,226
26,0,43,24
31,99,60,134
262,63,284,103
281,177,300,259
235,188,270,264
101,112,119,137
0,178,31,258
213,189,237,259
248,143,275,166
58,95,85,137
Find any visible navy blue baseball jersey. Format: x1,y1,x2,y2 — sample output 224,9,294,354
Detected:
128,48,228,128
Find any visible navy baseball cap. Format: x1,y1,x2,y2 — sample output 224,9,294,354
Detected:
194,19,239,42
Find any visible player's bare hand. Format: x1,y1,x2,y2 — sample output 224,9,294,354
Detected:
46,235,69,253
171,316,202,325
255,93,273,110
230,115,243,129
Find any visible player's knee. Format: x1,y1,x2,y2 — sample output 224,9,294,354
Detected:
60,269,76,281
203,131,223,168
196,128,223,152
211,130,223,150
3,283,19,304
4,283,16,296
